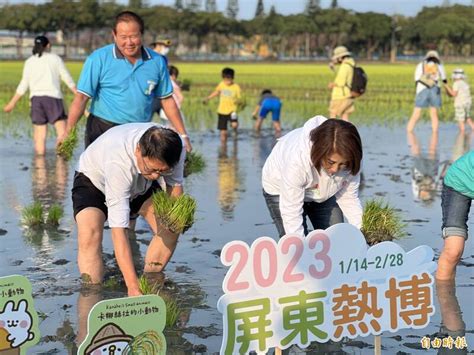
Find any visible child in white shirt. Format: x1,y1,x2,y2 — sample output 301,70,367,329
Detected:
445,68,473,132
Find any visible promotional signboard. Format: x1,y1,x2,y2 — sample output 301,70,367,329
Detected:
78,294,167,355
0,275,40,355
218,223,436,354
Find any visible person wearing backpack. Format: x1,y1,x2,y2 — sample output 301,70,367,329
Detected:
328,46,359,122
406,50,447,133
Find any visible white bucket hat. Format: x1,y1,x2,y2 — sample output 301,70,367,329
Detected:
425,50,440,61
452,68,466,80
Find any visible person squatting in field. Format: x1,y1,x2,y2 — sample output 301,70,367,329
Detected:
72,123,186,296
262,116,363,238
252,89,282,137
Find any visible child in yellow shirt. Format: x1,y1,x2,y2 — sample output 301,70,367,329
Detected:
204,67,241,143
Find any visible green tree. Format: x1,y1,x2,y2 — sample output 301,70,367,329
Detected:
316,8,358,52
144,5,177,38
305,0,320,15
0,4,45,58
331,0,338,9
76,0,102,53
205,0,217,12
353,12,391,59
254,0,264,18
186,0,201,12
226,0,239,19
175,0,184,11
129,0,145,9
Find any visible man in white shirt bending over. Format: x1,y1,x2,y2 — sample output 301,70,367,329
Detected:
72,123,185,296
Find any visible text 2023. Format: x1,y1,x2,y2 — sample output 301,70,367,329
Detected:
222,234,332,292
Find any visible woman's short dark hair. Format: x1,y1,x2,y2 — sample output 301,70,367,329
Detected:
33,36,49,57
114,11,144,34
168,65,179,78
138,126,182,168
310,119,362,175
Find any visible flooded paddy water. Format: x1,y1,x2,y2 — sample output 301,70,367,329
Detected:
0,119,473,354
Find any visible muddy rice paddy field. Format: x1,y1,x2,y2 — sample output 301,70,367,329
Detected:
0,62,473,354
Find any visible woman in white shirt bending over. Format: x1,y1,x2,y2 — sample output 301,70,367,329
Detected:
3,35,77,155
262,116,363,238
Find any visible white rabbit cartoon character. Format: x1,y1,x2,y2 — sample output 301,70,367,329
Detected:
0,300,34,348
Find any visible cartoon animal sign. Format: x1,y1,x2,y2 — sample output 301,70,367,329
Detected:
0,275,39,354
78,295,166,355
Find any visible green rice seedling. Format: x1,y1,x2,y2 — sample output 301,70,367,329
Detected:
103,276,121,290
236,95,247,111
361,199,406,245
138,276,181,328
183,151,206,177
180,78,192,91
56,126,78,161
21,201,44,227
160,293,181,329
138,275,161,295
45,204,63,226
152,191,197,234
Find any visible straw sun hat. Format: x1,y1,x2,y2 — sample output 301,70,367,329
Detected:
332,46,351,61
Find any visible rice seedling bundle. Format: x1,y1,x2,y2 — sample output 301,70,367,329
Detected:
152,191,196,234
21,201,44,227
161,294,180,329
361,198,406,245
56,126,78,161
46,204,63,226
138,275,160,295
184,151,206,177
137,276,181,329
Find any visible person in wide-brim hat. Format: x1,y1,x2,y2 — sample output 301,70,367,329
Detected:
150,39,171,47
425,50,440,61
331,46,351,61
451,68,466,80
328,45,356,121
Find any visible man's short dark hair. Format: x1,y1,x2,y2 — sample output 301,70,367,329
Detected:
114,11,145,34
138,127,182,168
222,67,235,79
261,89,272,96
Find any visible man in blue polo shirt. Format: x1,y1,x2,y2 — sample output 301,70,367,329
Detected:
58,11,191,150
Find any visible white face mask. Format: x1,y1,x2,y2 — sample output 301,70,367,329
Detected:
160,47,170,56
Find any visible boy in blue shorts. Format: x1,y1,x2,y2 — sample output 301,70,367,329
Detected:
436,151,473,280
252,89,282,136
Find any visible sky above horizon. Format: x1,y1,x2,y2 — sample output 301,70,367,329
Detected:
2,0,472,19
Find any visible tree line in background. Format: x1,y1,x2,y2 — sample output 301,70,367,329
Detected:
0,0,473,60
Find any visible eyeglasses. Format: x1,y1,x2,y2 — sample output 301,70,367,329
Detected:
142,158,174,176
